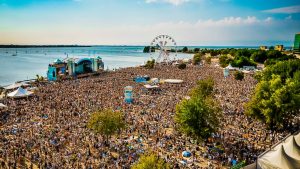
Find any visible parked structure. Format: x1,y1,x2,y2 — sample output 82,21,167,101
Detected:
294,33,300,54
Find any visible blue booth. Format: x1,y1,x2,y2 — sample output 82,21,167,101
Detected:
124,86,133,103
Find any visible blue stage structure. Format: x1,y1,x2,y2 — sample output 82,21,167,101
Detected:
47,56,104,81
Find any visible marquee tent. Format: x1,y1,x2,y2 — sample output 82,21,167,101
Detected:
7,87,33,98
255,132,300,169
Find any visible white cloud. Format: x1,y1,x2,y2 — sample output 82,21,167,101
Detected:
263,5,300,14
1,16,297,46
145,0,191,6
195,16,268,26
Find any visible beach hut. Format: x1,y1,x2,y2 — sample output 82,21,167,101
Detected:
7,87,33,98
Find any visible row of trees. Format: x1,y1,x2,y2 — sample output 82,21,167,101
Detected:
218,49,296,68
143,46,155,53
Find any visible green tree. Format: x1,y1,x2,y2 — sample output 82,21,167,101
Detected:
182,46,188,53
267,50,282,59
87,109,126,143
189,78,214,98
231,56,257,68
234,49,253,58
205,56,212,64
219,55,232,68
245,60,300,130
36,74,45,82
131,152,170,169
250,51,267,63
144,46,155,53
210,50,219,57
193,53,203,65
143,46,151,53
234,71,244,80
145,59,155,69
175,78,221,140
194,48,200,53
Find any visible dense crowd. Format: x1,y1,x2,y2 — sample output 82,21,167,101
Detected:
0,64,289,169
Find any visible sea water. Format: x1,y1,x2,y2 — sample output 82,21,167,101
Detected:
0,46,195,86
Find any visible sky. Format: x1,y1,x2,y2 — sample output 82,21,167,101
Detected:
0,0,299,46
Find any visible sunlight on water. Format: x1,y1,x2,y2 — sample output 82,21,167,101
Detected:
0,46,193,86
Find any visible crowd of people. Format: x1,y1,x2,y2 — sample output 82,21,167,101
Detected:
0,63,290,169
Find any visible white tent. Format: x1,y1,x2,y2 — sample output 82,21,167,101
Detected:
182,58,190,63
150,78,159,83
164,79,184,84
226,64,236,70
295,133,300,146
144,84,159,89
7,87,33,98
0,103,7,108
4,82,29,90
257,132,300,169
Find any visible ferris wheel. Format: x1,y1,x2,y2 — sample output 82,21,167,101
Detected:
150,35,177,64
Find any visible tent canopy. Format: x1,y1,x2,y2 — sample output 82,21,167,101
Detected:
257,132,300,169
7,87,33,98
226,64,235,70
144,84,159,89
164,79,183,84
